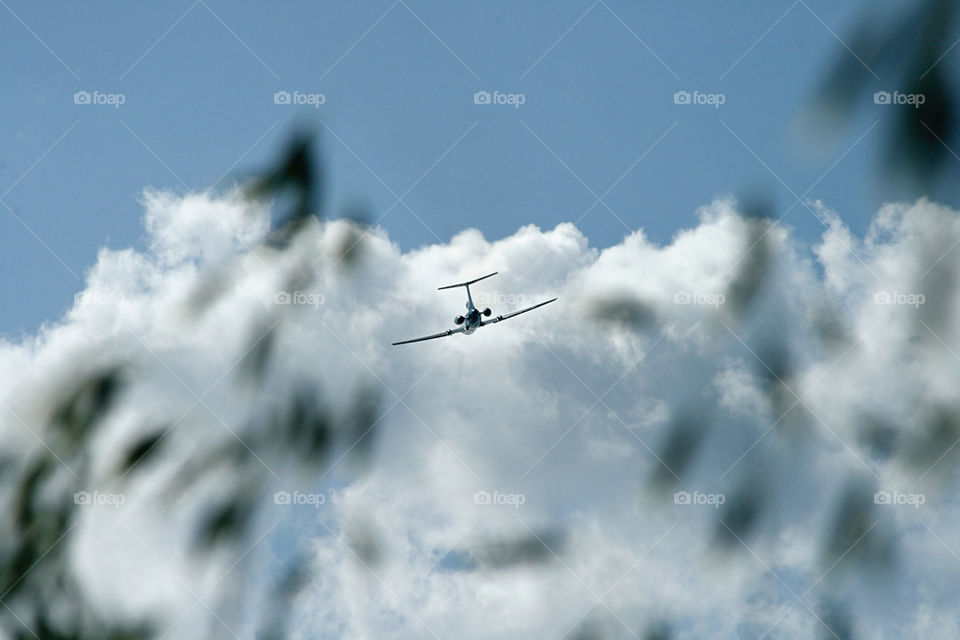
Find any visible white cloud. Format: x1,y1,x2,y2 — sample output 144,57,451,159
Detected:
2,191,960,638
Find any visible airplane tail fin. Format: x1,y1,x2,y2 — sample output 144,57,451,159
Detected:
438,272,498,290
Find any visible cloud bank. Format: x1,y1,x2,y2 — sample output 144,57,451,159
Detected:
3,190,960,639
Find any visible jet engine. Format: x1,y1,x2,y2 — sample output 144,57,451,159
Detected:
454,315,465,325
482,308,492,316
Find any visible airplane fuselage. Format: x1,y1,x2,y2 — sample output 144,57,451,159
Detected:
462,303,481,334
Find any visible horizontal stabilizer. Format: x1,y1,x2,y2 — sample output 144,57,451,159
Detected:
438,272,498,290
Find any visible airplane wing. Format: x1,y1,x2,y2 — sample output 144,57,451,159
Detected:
482,297,558,326
391,326,468,346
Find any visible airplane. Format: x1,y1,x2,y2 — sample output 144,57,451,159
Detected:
391,272,557,345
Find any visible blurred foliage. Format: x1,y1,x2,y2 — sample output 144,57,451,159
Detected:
812,0,960,191
586,296,656,331
51,366,125,452
583,2,960,636
648,409,708,490
6,2,960,636
470,528,566,569
0,132,576,639
0,134,372,638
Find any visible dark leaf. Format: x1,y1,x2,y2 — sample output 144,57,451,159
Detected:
117,429,167,475
471,529,565,569
724,217,772,317
586,296,656,331
195,494,255,549
714,479,765,550
239,320,277,385
51,367,124,448
650,411,708,489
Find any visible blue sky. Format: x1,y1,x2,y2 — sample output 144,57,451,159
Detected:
2,0,954,335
